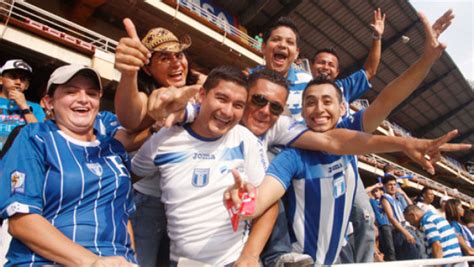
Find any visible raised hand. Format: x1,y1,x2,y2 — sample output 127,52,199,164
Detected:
114,18,151,75
370,8,386,37
419,9,454,62
8,89,28,109
224,169,255,211
147,84,200,127
403,129,471,175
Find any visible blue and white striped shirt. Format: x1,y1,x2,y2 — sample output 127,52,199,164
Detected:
0,120,136,266
421,210,462,258
265,111,364,265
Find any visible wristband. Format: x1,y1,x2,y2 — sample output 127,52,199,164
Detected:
372,32,382,40
20,106,32,115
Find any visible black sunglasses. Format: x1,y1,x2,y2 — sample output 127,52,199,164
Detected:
250,94,284,116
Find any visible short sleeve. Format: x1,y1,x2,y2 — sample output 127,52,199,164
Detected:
131,133,160,177
243,134,268,187
266,148,301,190
267,116,308,147
0,127,46,218
95,111,121,137
338,110,365,132
335,69,371,103
423,221,441,245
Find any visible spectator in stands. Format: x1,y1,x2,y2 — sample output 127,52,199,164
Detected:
311,9,385,263
0,65,136,266
404,205,462,259
445,199,474,256
131,66,277,266
381,174,426,260
383,164,410,209
0,59,45,151
415,187,438,213
367,183,396,261
114,18,201,266
310,9,385,109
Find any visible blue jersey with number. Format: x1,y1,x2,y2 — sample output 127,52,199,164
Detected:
265,111,364,265
0,120,136,266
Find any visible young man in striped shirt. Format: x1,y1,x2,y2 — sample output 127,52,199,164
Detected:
404,205,462,259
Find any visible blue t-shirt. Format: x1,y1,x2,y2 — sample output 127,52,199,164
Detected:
335,69,371,104
421,210,462,258
0,97,45,151
369,198,390,226
265,111,364,265
0,120,136,266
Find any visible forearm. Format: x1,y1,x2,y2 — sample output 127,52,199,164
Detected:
9,214,98,265
115,73,148,130
23,113,39,123
240,203,279,259
364,38,382,80
295,128,413,155
431,242,443,258
363,56,435,133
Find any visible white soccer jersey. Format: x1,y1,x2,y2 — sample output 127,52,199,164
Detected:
260,115,308,149
132,124,268,265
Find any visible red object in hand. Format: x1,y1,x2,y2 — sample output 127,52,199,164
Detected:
226,189,256,232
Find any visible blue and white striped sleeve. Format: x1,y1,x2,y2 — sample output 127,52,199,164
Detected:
266,148,300,190
423,220,441,246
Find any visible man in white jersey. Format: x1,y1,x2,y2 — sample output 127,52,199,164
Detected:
132,66,273,266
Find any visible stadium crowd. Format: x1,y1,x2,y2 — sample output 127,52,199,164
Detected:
0,6,473,267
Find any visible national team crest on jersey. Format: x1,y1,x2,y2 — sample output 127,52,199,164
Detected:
333,176,346,198
11,171,25,193
87,163,103,176
192,168,209,187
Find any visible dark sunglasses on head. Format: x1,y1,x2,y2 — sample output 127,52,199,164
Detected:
250,94,284,116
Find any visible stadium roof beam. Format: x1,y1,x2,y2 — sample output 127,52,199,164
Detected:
452,128,474,143
259,0,303,33
414,99,473,137
239,0,271,26
392,69,454,114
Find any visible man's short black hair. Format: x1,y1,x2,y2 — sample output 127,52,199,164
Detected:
248,69,289,96
311,47,340,66
263,17,299,45
382,174,397,185
383,164,395,173
203,65,247,93
302,76,342,102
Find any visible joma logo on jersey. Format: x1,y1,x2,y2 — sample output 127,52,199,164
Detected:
328,162,343,173
192,168,209,187
193,152,215,160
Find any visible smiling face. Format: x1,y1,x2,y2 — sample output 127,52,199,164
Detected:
45,74,101,141
302,83,345,132
145,51,189,87
241,79,288,136
262,26,299,77
191,80,247,139
311,52,340,80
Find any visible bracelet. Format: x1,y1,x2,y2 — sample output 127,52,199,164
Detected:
372,32,382,40
20,106,32,115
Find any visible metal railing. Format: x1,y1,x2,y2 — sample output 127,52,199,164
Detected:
175,0,262,50
0,0,118,53
333,256,474,266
